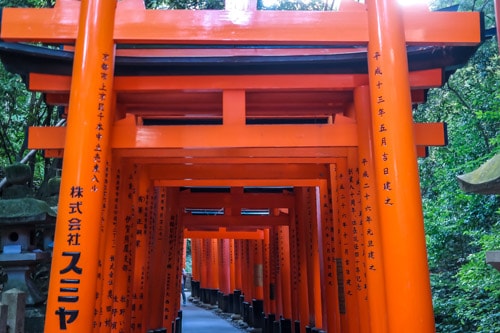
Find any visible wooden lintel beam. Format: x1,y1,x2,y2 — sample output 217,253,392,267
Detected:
1,6,481,45
182,214,289,228
44,149,64,158
179,191,294,209
146,164,329,181
125,156,340,164
184,228,265,240
45,147,350,160
117,147,350,159
44,147,430,159
32,120,359,149
28,121,446,151
29,69,442,93
43,90,427,113
155,179,324,187
414,122,447,146
44,93,70,106
117,123,358,148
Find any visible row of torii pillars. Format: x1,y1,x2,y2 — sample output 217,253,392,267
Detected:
0,0,483,332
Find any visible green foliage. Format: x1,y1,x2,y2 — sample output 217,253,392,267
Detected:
0,65,30,165
429,0,496,28
416,37,500,332
455,226,500,331
0,0,54,8
257,0,331,11
145,0,224,9
0,0,57,188
0,62,58,189
145,0,328,10
185,239,192,273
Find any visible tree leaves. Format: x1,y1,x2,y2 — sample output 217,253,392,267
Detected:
416,37,500,332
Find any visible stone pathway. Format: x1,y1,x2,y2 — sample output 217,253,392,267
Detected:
181,297,245,333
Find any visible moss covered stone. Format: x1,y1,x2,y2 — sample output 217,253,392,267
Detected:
457,153,500,195
0,198,56,223
46,177,61,196
5,163,31,185
2,185,33,199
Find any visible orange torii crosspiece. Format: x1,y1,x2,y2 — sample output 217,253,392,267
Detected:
0,0,480,45
0,0,484,332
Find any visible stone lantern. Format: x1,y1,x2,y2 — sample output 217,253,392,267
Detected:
0,163,56,305
457,153,500,272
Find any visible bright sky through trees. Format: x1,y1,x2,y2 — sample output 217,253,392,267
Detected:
261,0,430,7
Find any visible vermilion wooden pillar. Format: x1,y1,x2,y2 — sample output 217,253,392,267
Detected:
44,0,117,331
164,187,183,328
249,239,255,302
203,238,215,290
347,148,371,333
288,210,300,322
111,164,138,332
94,162,121,333
367,0,435,331
253,239,265,300
263,229,273,314
191,238,201,283
229,239,236,292
140,185,156,331
219,239,231,295
354,85,388,332
239,240,246,299
277,225,292,319
210,239,220,290
319,175,341,333
337,159,361,333
331,164,349,333
146,187,169,329
248,239,255,299
200,239,209,289
130,168,152,333
242,240,253,301
293,188,311,332
301,187,323,329
271,227,283,317
205,239,213,289
92,158,109,333
238,239,246,297
234,239,243,291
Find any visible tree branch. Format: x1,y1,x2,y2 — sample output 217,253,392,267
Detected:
446,81,492,153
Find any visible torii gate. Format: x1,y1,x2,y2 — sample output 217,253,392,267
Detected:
0,0,482,332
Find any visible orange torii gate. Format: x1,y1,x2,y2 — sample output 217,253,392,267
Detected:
0,0,482,332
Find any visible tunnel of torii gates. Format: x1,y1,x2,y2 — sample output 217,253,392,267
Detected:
0,0,486,332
